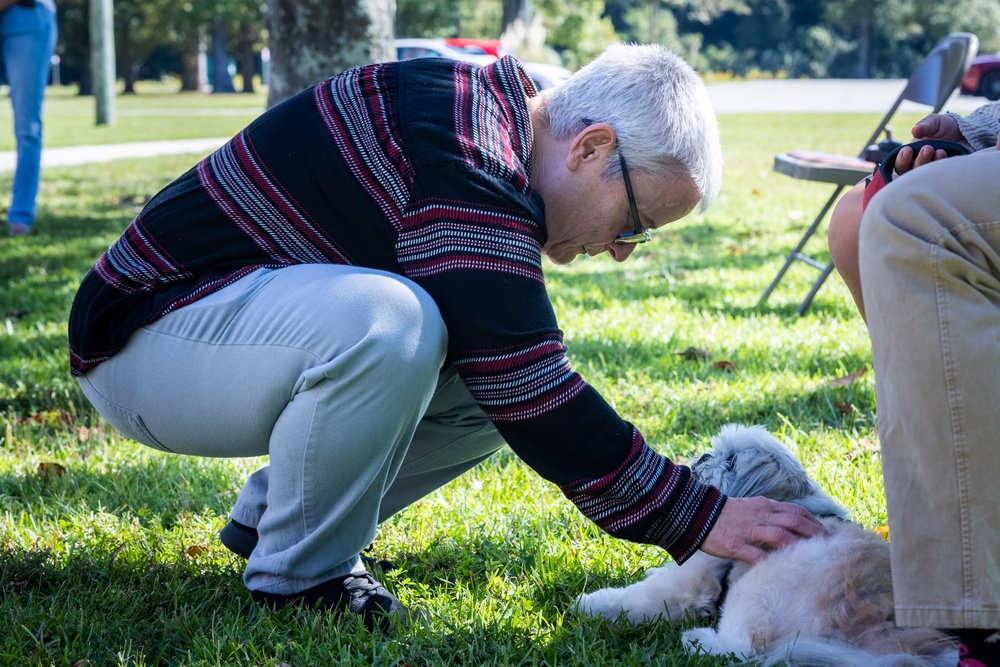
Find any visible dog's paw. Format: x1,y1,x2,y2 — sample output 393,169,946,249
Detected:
573,590,621,620
682,627,722,655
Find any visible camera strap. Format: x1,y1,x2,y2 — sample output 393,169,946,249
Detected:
862,139,971,211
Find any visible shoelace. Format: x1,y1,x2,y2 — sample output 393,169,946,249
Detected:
342,573,384,603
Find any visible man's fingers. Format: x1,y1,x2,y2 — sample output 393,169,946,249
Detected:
756,508,825,544
699,496,829,564
895,146,951,176
732,543,768,565
910,116,939,139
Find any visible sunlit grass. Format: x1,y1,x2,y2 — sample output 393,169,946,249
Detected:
0,82,265,150
0,111,895,665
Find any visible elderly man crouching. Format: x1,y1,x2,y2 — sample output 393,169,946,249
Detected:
68,43,824,630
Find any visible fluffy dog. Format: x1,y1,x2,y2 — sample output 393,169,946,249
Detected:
575,424,956,667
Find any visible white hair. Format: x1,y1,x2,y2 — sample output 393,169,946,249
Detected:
538,43,723,211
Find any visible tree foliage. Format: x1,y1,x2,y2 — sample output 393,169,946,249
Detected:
49,0,1000,92
53,0,266,93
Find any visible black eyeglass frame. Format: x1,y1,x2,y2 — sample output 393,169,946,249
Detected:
614,152,651,245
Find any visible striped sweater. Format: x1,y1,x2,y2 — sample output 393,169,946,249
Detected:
68,56,724,563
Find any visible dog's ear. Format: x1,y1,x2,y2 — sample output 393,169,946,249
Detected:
794,490,850,520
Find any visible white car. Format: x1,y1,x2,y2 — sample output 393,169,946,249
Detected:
394,38,573,91
393,39,496,66
519,61,572,91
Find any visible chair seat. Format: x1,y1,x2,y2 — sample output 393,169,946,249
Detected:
773,151,876,187
761,32,978,315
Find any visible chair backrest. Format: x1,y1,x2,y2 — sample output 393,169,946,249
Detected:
860,32,979,153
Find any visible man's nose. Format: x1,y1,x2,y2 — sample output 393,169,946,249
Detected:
606,243,637,262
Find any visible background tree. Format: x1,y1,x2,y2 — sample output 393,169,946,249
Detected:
536,0,617,69
265,0,395,108
56,0,92,94
46,0,1000,97
113,0,169,93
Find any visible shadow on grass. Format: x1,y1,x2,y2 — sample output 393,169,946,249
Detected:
0,546,255,665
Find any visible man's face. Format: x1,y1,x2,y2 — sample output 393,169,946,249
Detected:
541,163,700,265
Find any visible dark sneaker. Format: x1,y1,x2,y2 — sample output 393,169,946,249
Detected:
251,571,415,632
219,520,395,571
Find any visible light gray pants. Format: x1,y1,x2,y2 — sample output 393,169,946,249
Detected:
79,265,505,594
859,147,1000,629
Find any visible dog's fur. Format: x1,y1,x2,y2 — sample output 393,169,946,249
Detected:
575,424,957,667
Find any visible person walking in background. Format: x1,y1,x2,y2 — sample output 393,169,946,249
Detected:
1,0,57,238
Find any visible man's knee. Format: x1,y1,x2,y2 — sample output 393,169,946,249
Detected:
354,273,448,375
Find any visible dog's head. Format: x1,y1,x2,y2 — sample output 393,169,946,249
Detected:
691,424,848,520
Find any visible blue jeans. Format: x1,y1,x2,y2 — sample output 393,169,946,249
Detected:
1,0,57,226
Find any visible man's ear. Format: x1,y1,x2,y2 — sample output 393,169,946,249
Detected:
566,122,617,172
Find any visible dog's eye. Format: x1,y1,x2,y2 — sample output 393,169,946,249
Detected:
695,453,713,465
723,453,737,470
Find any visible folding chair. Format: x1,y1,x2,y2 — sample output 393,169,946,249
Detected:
758,32,979,315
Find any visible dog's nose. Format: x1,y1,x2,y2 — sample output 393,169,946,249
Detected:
695,453,713,466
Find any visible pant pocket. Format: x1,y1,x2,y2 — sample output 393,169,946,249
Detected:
78,377,174,453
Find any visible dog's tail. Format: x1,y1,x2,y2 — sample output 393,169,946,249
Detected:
753,631,957,667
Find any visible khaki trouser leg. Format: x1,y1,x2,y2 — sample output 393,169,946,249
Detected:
859,148,1000,628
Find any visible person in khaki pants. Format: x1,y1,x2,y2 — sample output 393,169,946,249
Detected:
828,104,1000,666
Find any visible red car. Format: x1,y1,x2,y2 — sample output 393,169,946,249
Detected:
444,38,509,60
960,53,1000,100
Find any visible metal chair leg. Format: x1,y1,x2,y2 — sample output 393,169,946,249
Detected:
758,185,845,310
796,260,836,315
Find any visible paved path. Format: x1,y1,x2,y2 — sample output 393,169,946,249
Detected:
0,137,229,173
705,78,987,114
0,80,991,173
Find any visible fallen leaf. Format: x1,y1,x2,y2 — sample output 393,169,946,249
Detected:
71,660,89,667
37,462,67,479
874,525,889,541
678,346,712,360
78,426,91,441
847,437,881,460
833,401,856,415
25,410,75,427
829,368,866,387
186,545,209,559
752,187,763,196
713,360,739,372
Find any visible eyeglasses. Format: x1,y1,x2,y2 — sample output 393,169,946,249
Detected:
614,152,651,244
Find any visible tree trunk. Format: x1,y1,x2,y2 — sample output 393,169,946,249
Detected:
265,0,395,109
78,49,93,96
857,19,872,79
121,44,137,94
239,22,256,93
211,19,237,93
180,39,200,91
502,0,520,37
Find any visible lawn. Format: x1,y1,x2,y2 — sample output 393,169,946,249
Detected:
0,82,265,150
0,89,923,666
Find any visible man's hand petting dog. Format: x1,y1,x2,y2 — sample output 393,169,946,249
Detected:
700,496,828,564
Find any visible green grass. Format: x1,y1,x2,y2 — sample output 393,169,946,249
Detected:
0,83,265,150
0,107,917,665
